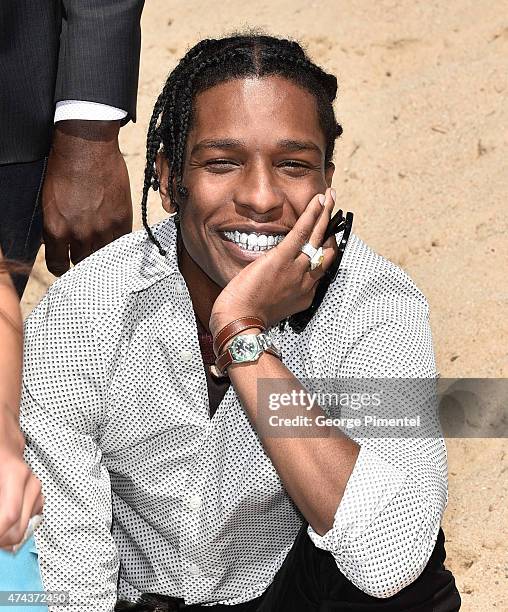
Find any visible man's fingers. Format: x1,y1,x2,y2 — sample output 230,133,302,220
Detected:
75,221,130,262
92,227,123,253
110,223,131,244
277,192,327,258
44,235,70,276
69,238,95,267
307,188,334,249
53,227,123,269
112,209,133,239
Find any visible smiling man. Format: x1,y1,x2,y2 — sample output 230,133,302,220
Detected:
20,35,460,612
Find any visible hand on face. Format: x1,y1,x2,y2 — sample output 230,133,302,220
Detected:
209,188,337,336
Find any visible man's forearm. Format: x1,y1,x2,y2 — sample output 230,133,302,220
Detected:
228,353,360,535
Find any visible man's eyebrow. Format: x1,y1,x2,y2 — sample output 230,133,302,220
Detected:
277,139,322,154
191,139,245,154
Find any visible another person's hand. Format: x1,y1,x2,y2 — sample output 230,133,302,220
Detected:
42,120,133,276
210,188,337,336
0,253,44,551
0,417,44,551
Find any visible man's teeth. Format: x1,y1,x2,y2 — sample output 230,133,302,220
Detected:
223,231,285,251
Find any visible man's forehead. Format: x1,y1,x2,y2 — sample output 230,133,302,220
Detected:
191,76,322,128
189,77,325,152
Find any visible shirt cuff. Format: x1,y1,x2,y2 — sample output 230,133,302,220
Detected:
54,100,128,123
307,445,407,553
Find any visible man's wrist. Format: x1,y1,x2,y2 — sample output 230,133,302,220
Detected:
52,120,121,154
215,328,281,376
50,121,122,174
209,312,266,339
212,317,266,356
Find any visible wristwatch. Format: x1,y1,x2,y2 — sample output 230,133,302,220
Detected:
213,329,281,377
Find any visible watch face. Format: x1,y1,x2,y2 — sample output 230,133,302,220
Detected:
230,336,259,362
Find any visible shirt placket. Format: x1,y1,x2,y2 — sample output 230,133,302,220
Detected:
170,274,221,601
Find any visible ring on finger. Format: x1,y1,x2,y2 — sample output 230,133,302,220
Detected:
300,242,324,271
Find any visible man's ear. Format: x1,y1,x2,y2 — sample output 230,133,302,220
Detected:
325,162,335,188
155,152,177,214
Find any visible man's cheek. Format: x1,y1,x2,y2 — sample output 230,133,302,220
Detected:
289,182,326,215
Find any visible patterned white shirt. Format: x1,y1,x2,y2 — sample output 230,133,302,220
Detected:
20,219,448,611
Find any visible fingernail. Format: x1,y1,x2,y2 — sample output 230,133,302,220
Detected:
330,188,336,203
10,515,44,554
318,194,326,206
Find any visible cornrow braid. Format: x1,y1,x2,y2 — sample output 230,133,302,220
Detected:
140,86,173,255
259,47,343,160
172,48,251,201
141,34,343,254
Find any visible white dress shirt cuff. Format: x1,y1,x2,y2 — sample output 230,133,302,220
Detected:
54,100,128,123
307,445,407,552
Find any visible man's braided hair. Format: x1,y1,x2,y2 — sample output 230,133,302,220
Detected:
141,34,343,255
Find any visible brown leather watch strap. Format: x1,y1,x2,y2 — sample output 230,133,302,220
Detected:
213,316,266,357
215,350,234,377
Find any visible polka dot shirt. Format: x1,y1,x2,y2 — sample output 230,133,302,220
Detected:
20,219,448,611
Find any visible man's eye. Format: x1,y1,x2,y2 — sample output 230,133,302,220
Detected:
279,160,312,175
205,159,238,172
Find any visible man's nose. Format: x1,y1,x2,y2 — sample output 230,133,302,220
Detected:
233,163,284,216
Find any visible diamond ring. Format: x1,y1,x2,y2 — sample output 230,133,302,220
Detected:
300,242,324,271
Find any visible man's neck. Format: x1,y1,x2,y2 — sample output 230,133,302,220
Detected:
177,234,221,333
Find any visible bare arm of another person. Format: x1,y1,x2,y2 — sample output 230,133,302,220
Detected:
0,249,43,550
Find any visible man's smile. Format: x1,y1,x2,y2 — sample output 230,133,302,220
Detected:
221,229,286,251
217,228,287,263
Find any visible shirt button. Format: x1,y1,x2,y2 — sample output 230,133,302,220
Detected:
187,494,202,510
175,280,185,293
180,350,193,362
188,562,200,576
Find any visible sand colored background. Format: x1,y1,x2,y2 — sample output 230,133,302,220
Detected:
21,1,507,609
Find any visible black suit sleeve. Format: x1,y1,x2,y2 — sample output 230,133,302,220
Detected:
55,0,145,122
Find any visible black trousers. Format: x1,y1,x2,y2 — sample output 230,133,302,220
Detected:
115,525,461,612
0,159,45,297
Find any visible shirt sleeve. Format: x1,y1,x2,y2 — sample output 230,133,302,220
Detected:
20,286,119,612
307,273,448,598
54,100,127,123
55,1,144,122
